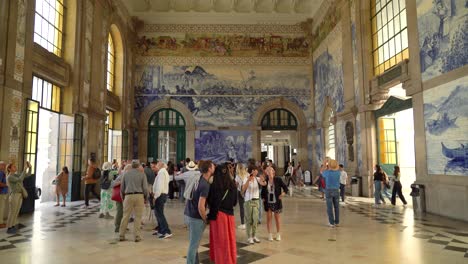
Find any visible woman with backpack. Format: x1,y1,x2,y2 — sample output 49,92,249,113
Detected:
99,162,115,219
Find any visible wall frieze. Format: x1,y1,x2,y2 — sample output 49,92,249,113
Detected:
136,56,311,66
143,23,305,34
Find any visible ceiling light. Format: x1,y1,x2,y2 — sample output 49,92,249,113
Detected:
265,135,272,138
273,131,281,133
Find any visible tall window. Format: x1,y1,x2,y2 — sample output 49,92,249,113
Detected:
378,117,397,164
34,0,65,57
103,110,113,162
32,76,61,112
371,0,408,75
326,110,335,159
106,34,115,92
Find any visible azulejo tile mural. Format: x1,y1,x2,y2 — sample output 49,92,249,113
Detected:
195,130,252,164
423,75,468,175
417,0,468,81
134,65,311,127
313,22,345,123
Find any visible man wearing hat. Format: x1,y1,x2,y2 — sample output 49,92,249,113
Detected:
320,159,341,228
0,161,7,228
176,160,198,202
119,160,148,242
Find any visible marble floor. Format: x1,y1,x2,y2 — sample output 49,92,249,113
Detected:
1,187,468,264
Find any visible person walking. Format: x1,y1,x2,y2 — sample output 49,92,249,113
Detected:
339,164,348,203
262,166,288,241
285,161,295,187
235,163,248,230
153,161,172,239
6,161,32,234
207,163,238,264
54,166,69,207
0,161,8,228
185,160,214,264
82,158,100,209
391,166,408,206
111,164,131,233
321,159,341,227
119,161,148,242
373,165,387,205
242,165,266,244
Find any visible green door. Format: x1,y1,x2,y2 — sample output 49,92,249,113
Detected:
148,109,186,163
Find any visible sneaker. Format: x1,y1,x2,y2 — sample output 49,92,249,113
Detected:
152,231,160,236
253,237,260,243
268,233,273,241
6,227,17,234
335,224,340,227
403,204,407,207
99,213,105,218
238,224,246,230
105,213,114,219
114,227,119,233
327,223,335,228
135,237,142,242
159,233,173,239
247,238,254,244
275,233,281,241
119,236,126,241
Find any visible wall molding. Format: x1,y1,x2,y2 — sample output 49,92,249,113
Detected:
143,23,305,34
136,56,311,66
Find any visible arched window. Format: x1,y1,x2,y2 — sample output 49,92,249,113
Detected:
34,0,65,57
106,33,115,92
261,109,297,130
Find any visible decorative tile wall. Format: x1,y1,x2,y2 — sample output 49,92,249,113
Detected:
195,130,252,164
417,0,468,81
423,75,468,176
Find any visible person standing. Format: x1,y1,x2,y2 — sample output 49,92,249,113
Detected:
99,162,114,219
262,166,288,241
235,163,248,230
391,166,408,206
285,162,294,187
185,160,214,264
321,159,341,227
339,164,348,203
0,161,8,228
242,165,266,244
153,161,172,239
373,165,387,205
54,166,69,207
6,162,32,234
82,158,100,209
207,164,238,264
119,161,148,242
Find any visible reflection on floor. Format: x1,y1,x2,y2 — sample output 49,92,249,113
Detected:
1,187,467,263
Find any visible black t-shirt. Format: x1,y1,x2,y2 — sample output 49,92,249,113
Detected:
184,177,210,219
207,186,237,220
374,171,385,181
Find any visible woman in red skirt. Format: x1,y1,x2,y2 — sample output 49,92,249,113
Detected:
208,163,238,264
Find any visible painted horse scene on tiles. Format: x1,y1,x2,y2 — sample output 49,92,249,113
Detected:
417,0,468,81
134,65,311,127
424,76,468,176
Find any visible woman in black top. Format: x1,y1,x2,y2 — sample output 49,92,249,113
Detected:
373,164,387,205
207,163,238,264
261,166,288,242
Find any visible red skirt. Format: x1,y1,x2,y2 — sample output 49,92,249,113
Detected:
209,211,237,264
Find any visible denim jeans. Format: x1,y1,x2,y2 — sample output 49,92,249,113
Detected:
374,181,383,204
187,216,206,264
325,189,340,225
339,184,346,202
154,193,171,235
238,190,245,225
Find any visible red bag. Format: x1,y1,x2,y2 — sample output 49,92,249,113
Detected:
320,177,326,189
111,184,122,202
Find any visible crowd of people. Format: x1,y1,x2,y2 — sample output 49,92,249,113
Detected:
0,155,411,263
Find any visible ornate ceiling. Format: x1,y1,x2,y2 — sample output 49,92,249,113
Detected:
120,0,324,25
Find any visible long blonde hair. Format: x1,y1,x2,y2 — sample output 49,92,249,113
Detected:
236,163,249,180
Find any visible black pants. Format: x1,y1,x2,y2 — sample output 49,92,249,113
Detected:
339,184,346,202
84,184,100,206
238,190,245,225
168,181,178,199
391,181,407,205
286,176,296,187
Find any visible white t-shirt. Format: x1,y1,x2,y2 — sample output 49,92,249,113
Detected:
243,176,261,201
340,170,348,185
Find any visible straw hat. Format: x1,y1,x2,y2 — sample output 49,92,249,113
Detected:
328,159,339,170
186,161,198,171
102,161,112,171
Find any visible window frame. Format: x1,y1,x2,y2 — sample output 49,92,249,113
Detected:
33,0,65,57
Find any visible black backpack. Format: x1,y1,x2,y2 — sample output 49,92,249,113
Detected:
92,168,101,179
100,170,111,189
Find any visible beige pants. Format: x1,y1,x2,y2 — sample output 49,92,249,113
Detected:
0,193,7,224
7,193,23,228
119,194,144,239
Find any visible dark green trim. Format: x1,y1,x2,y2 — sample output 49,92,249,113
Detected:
261,108,298,130
375,96,412,119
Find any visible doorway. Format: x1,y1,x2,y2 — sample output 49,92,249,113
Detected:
376,84,416,199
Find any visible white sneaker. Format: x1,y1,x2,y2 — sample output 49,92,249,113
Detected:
328,223,335,228
268,233,273,241
238,224,246,230
275,233,281,241
253,237,260,243
247,238,254,244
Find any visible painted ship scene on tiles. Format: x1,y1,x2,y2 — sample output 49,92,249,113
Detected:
134,65,311,127
423,76,468,176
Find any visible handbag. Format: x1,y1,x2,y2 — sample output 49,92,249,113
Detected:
111,184,122,202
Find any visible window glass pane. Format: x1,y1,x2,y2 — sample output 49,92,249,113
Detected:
34,0,64,56
400,10,407,29
401,28,408,49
